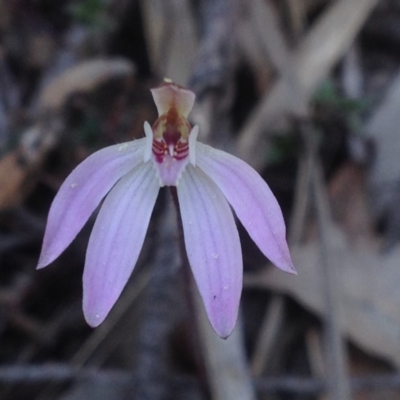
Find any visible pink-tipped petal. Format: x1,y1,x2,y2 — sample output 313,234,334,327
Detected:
196,143,296,274
83,162,159,327
38,139,146,269
177,166,242,338
150,83,195,117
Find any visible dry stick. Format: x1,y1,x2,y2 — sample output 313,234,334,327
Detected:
70,269,152,366
171,185,256,400
251,295,285,377
33,270,153,400
305,128,351,400
285,1,345,395
124,203,183,400
256,373,400,394
289,150,314,245
237,0,294,101
237,0,379,169
285,0,331,391
285,0,307,39
248,0,305,111
140,0,197,85
240,2,372,386
306,328,327,379
189,0,239,145
143,1,255,398
247,0,313,380
189,1,256,398
3,364,400,395
34,211,165,399
248,0,292,74
250,138,314,378
194,297,256,400
288,124,331,400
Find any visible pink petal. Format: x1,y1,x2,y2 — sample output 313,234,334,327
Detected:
177,165,242,338
153,153,189,186
38,139,146,269
196,143,296,274
150,83,195,117
83,162,159,327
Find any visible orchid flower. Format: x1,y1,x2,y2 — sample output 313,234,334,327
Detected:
38,82,295,339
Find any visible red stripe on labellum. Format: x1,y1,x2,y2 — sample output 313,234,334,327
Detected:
152,139,189,163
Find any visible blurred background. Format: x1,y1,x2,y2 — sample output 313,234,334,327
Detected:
1,0,400,399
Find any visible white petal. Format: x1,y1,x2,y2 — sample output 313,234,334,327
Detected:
83,162,159,327
143,121,153,162
188,125,199,166
196,142,295,273
177,165,242,338
38,139,146,269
